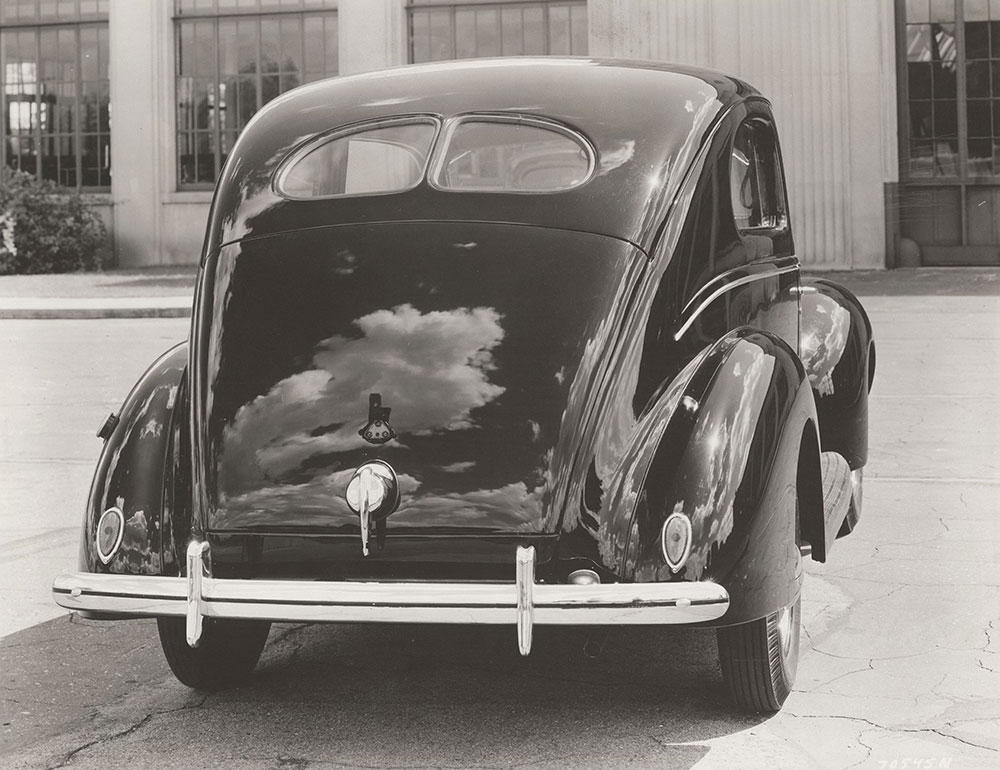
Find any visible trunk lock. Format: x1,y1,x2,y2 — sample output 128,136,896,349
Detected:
345,460,400,556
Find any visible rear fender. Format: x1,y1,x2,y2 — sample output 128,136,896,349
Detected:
628,329,819,625
799,279,875,469
79,343,188,575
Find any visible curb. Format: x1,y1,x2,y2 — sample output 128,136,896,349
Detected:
0,307,191,319
0,297,192,320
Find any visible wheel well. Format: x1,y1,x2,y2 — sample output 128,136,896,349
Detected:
867,341,876,393
796,419,825,561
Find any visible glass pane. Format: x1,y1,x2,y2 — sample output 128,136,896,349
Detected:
428,10,452,62
966,22,990,59
992,21,1000,57
279,16,303,74
279,122,437,198
933,100,956,136
909,139,934,177
548,6,570,55
907,24,932,61
910,100,933,137
968,138,993,175
909,61,932,98
906,0,929,22
196,132,215,183
930,0,954,23
410,11,431,63
523,7,544,54
934,139,958,175
570,5,588,54
456,10,476,59
237,18,258,73
968,100,992,136
501,7,523,56
475,9,500,58
436,120,592,192
261,18,280,73
304,14,328,70
966,0,990,21
218,19,239,75
968,60,991,98
261,73,279,105
932,62,957,99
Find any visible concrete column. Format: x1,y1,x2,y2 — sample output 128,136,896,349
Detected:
107,0,163,267
338,0,408,76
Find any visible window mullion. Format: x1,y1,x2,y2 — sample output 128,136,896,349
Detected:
75,25,83,191
955,1,968,244
34,27,42,180
214,19,221,181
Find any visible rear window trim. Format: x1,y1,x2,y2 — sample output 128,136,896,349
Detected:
273,114,443,201
427,112,597,195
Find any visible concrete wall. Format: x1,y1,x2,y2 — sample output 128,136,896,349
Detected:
589,0,898,269
108,0,212,267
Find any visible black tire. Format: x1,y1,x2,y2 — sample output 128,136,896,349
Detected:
717,595,800,713
157,617,271,690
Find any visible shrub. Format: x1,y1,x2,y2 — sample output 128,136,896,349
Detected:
0,170,110,274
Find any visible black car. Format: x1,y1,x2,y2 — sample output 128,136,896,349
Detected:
54,58,875,714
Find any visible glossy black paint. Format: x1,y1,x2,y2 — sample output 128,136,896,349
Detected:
80,343,188,576
83,60,875,630
799,278,876,469
204,59,756,257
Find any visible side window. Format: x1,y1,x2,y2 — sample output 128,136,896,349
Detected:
730,119,789,234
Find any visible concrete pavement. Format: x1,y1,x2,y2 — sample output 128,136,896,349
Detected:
0,270,998,769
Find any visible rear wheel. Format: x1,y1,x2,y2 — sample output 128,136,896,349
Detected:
157,617,271,690
717,595,800,713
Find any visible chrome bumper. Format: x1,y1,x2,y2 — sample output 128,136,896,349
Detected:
53,543,729,655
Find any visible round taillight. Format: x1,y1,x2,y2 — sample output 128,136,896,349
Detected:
567,569,600,586
96,507,124,565
661,512,692,573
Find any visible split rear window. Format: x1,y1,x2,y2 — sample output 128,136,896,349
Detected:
275,115,594,199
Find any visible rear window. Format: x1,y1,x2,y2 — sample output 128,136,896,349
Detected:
276,119,438,199
432,117,594,193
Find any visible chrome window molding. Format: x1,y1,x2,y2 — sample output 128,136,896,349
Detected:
674,256,799,341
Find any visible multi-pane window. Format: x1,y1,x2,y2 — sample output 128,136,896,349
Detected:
902,0,1000,178
1,0,110,190
175,0,338,188
899,0,1000,261
409,1,587,63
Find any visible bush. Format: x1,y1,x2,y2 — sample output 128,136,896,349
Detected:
0,169,110,274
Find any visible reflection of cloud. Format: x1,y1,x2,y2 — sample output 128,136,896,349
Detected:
801,296,850,396
219,469,421,527
393,482,543,531
684,342,775,579
219,304,505,494
597,140,635,176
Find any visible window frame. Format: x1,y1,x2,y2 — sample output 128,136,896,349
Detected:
173,0,339,190
0,8,111,192
728,116,791,241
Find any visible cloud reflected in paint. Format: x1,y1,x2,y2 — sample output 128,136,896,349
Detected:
218,304,505,495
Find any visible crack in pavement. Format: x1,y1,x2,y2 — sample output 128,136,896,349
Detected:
46,714,152,769
784,713,995,754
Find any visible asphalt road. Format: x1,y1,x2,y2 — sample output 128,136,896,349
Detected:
2,291,998,769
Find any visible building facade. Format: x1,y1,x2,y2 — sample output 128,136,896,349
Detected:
2,0,996,268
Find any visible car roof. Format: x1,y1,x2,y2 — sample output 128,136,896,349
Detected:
205,57,760,257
